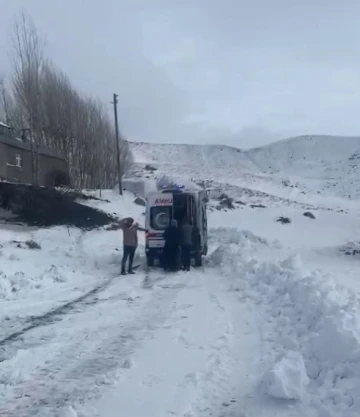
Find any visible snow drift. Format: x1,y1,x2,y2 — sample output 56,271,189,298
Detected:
210,227,360,416
262,350,309,401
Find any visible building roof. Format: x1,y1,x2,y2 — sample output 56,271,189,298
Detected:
0,122,65,160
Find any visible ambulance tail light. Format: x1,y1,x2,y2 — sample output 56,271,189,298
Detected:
146,231,162,239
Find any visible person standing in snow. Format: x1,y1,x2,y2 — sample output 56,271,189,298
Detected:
180,217,193,271
163,219,181,271
107,217,146,275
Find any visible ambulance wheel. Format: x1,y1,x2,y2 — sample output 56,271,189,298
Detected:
194,251,202,267
146,255,154,267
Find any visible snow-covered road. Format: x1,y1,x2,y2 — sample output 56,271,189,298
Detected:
2,189,360,417
0,260,260,417
83,269,259,417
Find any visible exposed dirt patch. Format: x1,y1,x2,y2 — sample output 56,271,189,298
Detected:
0,182,116,229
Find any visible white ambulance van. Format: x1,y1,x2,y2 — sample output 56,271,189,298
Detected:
144,181,208,267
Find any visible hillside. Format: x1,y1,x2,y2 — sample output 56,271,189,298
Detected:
247,135,360,199
130,141,258,177
129,135,360,200
128,141,311,208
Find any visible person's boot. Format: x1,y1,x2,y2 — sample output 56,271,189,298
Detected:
121,267,127,275
128,269,135,274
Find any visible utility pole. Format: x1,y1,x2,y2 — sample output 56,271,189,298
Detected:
112,93,123,195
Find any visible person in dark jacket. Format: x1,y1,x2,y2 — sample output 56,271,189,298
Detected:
180,218,193,271
163,219,181,271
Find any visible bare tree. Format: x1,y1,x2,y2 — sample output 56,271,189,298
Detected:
41,62,76,155
7,12,133,190
11,12,45,184
0,74,26,131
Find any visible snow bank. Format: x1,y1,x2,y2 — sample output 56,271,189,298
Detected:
250,257,360,413
0,226,93,313
262,350,309,401
0,191,146,327
209,227,269,246
213,230,360,415
206,228,269,271
0,227,67,298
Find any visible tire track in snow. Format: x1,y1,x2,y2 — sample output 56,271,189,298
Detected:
74,268,235,417
184,270,261,417
0,228,112,352
0,273,121,355
0,271,188,417
184,276,236,417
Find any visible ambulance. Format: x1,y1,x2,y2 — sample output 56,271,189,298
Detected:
144,180,208,267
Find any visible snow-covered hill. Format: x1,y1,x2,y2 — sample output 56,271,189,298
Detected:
130,141,258,177
129,141,321,209
130,135,360,201
247,135,360,199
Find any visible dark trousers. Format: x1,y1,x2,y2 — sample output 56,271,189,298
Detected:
181,245,191,271
122,245,136,272
163,245,180,271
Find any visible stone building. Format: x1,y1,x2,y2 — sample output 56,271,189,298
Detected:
0,121,69,186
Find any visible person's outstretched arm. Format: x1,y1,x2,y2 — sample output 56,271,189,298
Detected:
133,222,147,232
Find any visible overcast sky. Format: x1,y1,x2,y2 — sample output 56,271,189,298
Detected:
1,0,360,148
